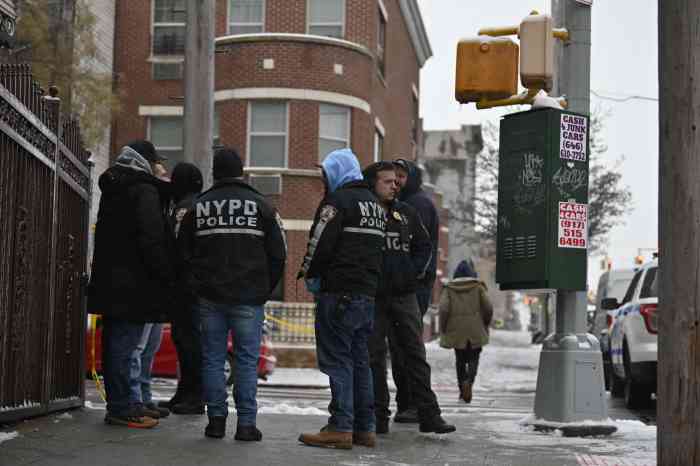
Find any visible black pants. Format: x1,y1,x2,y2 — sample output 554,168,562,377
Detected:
369,293,440,422
171,309,203,403
455,343,481,387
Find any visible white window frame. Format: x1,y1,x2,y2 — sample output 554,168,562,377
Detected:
247,101,289,169
151,0,186,58
377,3,387,77
227,0,266,35
306,0,346,38
318,104,351,162
373,130,384,163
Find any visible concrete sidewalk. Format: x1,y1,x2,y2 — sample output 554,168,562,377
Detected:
0,401,655,466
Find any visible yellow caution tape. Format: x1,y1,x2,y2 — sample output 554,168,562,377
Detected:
89,314,107,402
265,313,316,336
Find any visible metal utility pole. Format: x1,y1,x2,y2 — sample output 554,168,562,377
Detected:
184,0,215,186
658,2,700,463
531,0,613,435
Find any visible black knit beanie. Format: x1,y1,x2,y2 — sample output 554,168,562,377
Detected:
213,147,243,180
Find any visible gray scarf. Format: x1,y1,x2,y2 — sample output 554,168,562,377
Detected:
115,146,154,176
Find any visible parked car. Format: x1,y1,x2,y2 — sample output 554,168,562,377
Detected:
592,268,636,390
604,259,658,408
86,317,276,385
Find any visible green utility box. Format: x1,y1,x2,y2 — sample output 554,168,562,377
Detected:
496,107,589,291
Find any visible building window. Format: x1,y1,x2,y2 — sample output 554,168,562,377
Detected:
377,7,387,76
374,130,384,163
319,104,350,161
148,112,220,168
229,0,265,35
307,0,344,38
153,62,183,80
249,101,288,168
152,0,186,56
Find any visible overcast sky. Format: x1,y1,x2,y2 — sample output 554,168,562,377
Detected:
416,0,659,288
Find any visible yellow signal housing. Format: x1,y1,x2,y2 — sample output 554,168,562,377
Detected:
455,36,519,103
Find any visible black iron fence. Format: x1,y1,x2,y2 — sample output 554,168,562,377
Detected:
0,64,91,422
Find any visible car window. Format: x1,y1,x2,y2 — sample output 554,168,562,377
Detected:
609,279,631,301
622,270,643,304
640,267,658,299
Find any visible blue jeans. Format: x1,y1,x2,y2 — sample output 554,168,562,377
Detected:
102,318,145,416
198,298,263,425
315,292,375,433
129,323,164,405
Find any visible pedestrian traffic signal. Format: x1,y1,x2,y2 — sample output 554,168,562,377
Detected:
519,13,554,91
455,37,519,103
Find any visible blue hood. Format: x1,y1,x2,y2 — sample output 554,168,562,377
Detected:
453,260,477,279
322,148,363,193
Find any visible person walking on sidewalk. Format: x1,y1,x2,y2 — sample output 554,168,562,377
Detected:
389,158,440,423
439,260,493,403
364,162,456,436
88,140,181,429
179,148,287,440
159,162,205,415
297,149,385,450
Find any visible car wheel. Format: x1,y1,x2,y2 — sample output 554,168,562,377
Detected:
623,341,651,409
224,352,235,387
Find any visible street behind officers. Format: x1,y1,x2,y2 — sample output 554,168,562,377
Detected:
364,161,456,435
439,260,493,403
88,140,180,429
298,148,386,450
179,148,287,440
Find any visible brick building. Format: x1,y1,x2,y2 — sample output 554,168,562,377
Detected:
111,0,435,306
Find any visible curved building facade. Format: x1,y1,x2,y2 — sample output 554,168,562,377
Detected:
112,0,436,303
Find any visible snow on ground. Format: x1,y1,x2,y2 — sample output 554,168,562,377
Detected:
259,368,329,388
483,417,656,465
257,403,326,416
0,431,19,444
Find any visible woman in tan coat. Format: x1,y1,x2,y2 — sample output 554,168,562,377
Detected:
439,260,493,403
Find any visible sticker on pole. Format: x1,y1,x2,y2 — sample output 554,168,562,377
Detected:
560,114,588,162
558,201,588,249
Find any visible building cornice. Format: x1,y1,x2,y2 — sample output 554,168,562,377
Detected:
215,88,372,114
398,0,433,68
215,33,374,60
244,167,322,178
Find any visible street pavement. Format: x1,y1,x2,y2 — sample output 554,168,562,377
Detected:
0,331,657,466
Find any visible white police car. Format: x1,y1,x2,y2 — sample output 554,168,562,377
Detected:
603,259,658,409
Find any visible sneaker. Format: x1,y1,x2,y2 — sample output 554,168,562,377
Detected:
376,418,389,434
205,416,227,439
299,430,352,449
142,403,170,419
419,415,456,434
353,432,376,447
235,425,263,441
104,413,158,429
394,408,419,423
171,401,205,415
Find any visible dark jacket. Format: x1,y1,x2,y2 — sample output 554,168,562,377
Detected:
377,201,432,298
301,149,386,297
88,153,180,323
179,178,287,306
399,160,439,287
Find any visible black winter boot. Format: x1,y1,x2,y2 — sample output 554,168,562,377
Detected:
376,417,389,434
419,415,456,434
235,424,263,441
205,416,227,439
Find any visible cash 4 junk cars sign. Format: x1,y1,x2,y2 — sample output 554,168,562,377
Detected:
558,201,588,249
560,114,587,162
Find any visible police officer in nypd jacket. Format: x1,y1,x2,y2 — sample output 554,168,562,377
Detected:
178,147,287,441
298,148,386,450
363,161,455,436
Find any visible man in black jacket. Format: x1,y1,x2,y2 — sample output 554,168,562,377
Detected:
363,162,455,436
88,140,178,429
158,162,205,415
391,158,440,423
297,149,386,450
179,148,286,441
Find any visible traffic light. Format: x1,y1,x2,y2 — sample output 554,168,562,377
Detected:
634,255,644,265
455,37,519,103
519,13,554,91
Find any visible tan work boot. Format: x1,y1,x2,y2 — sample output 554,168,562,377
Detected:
461,381,473,403
299,430,352,449
353,432,376,447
